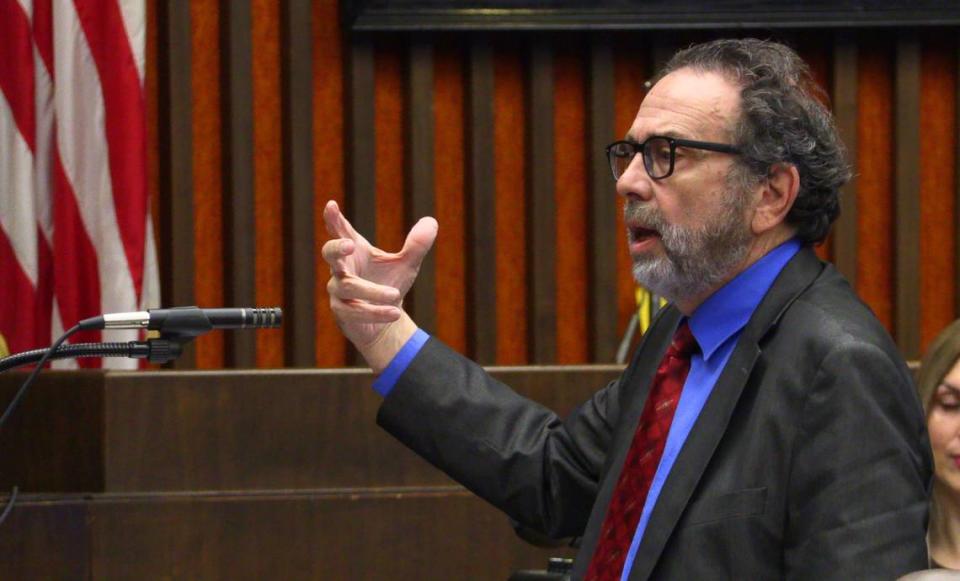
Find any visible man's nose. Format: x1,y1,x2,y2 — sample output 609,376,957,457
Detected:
616,157,654,202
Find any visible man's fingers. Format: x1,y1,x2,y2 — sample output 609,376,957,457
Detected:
323,200,361,240
399,217,439,266
321,238,355,276
327,275,401,304
330,296,402,323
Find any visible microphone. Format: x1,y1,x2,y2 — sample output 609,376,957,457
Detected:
78,306,282,335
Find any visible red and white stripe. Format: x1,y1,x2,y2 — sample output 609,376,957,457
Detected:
0,0,158,368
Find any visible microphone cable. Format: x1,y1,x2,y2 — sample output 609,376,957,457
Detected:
0,324,81,432
0,324,80,527
0,341,151,373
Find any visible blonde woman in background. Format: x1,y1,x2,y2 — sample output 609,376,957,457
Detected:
919,319,960,569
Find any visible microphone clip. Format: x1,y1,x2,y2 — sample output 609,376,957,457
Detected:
138,308,214,364
144,306,215,339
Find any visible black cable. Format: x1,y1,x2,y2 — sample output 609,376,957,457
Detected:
0,324,81,431
0,329,189,529
0,486,17,527
0,341,150,373
0,324,81,529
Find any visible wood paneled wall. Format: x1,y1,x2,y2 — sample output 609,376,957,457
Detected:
149,2,960,368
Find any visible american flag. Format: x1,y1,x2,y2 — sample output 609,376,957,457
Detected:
0,0,159,368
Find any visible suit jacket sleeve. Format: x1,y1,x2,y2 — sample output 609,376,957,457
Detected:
784,339,931,579
377,337,621,539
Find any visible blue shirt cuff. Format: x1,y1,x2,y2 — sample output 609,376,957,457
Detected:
372,329,430,397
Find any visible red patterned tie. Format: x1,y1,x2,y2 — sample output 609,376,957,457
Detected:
584,321,698,581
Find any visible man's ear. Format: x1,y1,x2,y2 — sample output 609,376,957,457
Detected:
752,163,800,235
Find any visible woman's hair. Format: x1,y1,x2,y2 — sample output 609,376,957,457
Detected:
918,319,960,413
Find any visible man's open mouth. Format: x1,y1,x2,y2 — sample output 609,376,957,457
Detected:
629,225,661,243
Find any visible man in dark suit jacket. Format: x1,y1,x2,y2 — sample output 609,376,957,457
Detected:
322,38,931,579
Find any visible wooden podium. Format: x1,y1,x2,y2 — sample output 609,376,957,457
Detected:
0,366,621,579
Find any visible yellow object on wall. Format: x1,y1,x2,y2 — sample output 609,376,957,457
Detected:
635,287,668,335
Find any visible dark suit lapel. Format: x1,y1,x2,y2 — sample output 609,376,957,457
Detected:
626,247,826,580
608,308,686,470
571,307,683,577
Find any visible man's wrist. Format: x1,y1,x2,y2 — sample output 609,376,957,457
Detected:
361,312,419,374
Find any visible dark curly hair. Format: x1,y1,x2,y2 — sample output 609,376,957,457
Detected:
656,38,851,244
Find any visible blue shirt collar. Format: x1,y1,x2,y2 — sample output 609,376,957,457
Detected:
686,239,802,360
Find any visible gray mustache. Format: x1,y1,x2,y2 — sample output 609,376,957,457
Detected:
624,202,665,232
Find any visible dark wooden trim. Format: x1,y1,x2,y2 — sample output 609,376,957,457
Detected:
347,39,377,243
407,41,437,334
588,39,618,362
895,33,922,359
346,4,960,32
281,0,316,367
0,490,573,580
466,42,497,364
222,0,257,368
956,40,960,319
528,39,556,364
832,32,858,286
345,39,376,366
11,487,473,504
157,0,195,368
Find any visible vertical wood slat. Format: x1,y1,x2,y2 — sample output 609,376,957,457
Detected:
146,0,160,306
222,0,257,368
312,0,347,367
493,46,529,365
408,42,437,334
158,0,196,368
589,40,617,362
832,34,858,287
529,40,556,364
345,39,376,366
554,42,589,364
467,42,497,364
348,39,376,245
433,42,467,354
895,34,922,359
281,0,315,367
612,44,646,341
957,40,960,320
190,0,226,369
919,35,958,350
856,36,895,333
251,0,284,368
373,45,406,253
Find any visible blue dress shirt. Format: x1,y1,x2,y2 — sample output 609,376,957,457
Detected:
373,239,802,580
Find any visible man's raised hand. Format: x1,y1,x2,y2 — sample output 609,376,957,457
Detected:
322,201,438,367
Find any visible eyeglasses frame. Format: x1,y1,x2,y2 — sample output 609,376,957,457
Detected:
605,136,742,181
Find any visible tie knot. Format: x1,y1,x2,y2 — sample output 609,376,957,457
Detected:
670,321,698,358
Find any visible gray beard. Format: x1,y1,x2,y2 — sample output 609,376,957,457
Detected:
625,192,752,304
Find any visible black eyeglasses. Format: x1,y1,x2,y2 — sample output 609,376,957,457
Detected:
605,136,741,181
